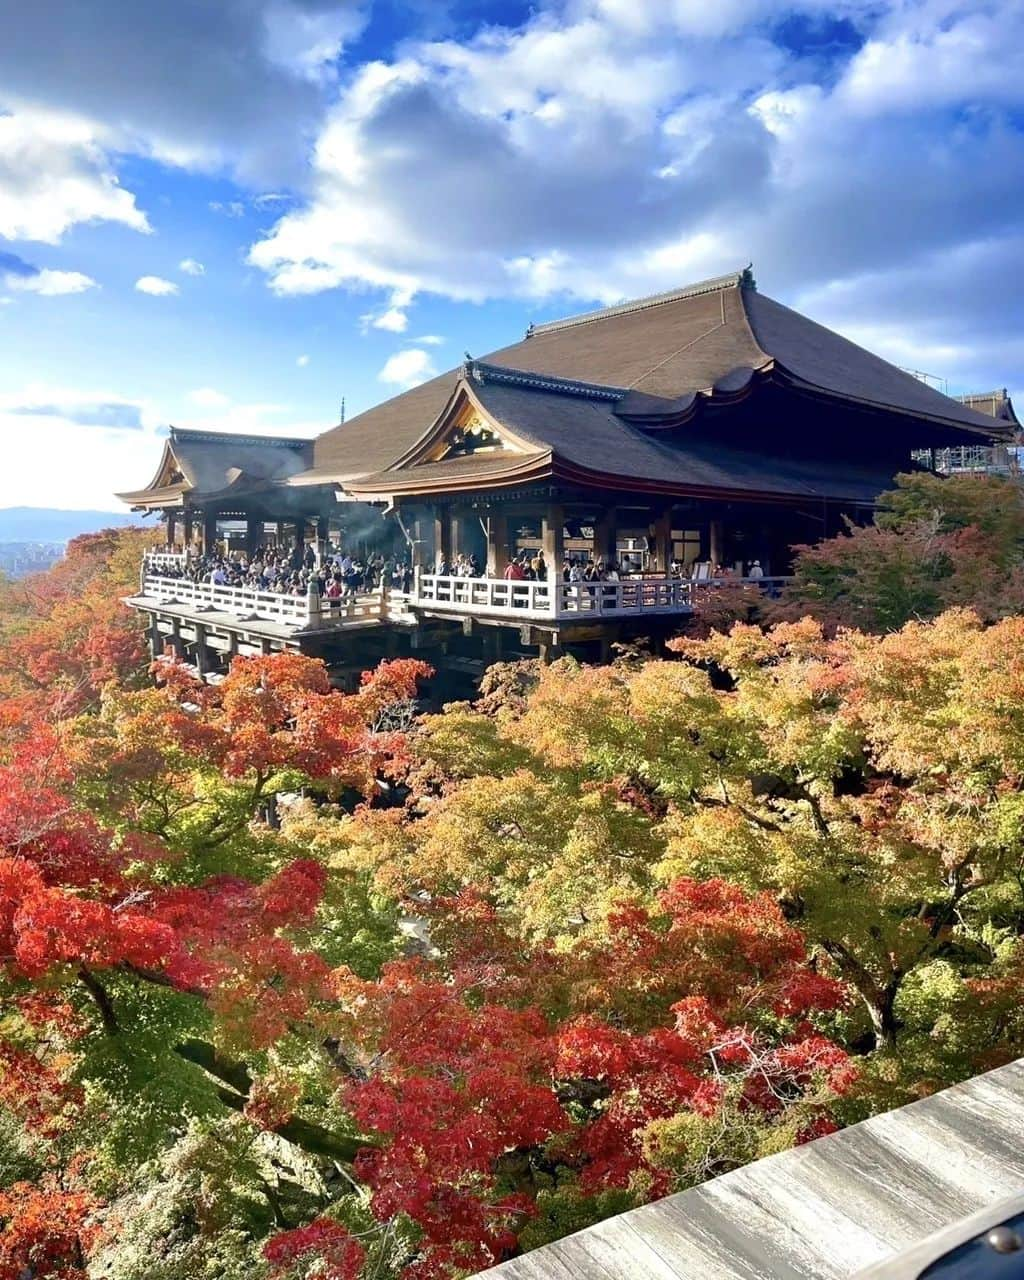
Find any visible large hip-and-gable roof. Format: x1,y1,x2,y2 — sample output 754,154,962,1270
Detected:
306,270,1006,490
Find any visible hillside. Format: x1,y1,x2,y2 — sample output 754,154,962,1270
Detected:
0,506,141,542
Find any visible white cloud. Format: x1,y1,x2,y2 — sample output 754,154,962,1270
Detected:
296,353,310,366
187,386,231,408
209,199,246,218
411,334,444,346
0,108,149,244
369,307,408,333
6,268,97,295
179,257,205,275
0,384,165,509
378,348,438,389
0,0,369,188
135,275,179,296
0,383,323,509
246,0,1024,396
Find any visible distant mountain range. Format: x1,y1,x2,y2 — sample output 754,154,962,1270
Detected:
0,507,142,543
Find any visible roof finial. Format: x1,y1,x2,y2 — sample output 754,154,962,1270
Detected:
742,263,756,290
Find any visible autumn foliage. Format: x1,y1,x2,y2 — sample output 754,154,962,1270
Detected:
1,523,1024,1279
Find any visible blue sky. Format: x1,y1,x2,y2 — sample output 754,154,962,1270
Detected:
1,0,1022,510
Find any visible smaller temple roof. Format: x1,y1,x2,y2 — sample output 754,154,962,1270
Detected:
116,427,314,509
955,388,1021,429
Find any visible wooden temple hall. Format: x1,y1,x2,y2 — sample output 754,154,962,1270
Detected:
118,268,1012,671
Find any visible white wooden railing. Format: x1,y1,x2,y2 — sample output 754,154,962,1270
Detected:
139,573,402,629
411,573,791,620
137,564,789,631
144,551,188,572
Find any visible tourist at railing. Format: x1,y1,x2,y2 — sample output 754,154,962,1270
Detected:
146,545,415,605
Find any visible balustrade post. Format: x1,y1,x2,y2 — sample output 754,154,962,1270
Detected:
306,578,321,626
413,564,422,602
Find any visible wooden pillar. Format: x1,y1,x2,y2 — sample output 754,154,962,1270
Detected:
245,515,261,557
487,511,509,576
651,507,672,576
433,509,452,569
316,516,329,567
593,506,618,569
148,615,162,662
166,511,177,550
169,617,184,659
203,512,218,557
183,510,193,555
411,517,428,570
193,623,210,675
709,518,724,569
542,503,564,572
449,507,466,560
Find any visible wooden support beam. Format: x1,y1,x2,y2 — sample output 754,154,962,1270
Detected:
542,503,565,572
487,511,509,576
709,518,724,569
193,623,210,676
652,508,672,576
148,615,162,661
433,511,452,569
245,516,262,558
169,617,185,659
593,506,618,569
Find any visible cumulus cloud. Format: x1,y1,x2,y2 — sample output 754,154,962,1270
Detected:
369,307,409,333
7,268,97,295
9,397,144,428
0,385,163,508
378,348,438,389
0,108,149,244
135,275,179,296
248,0,1024,390
187,387,231,407
179,257,205,275
411,334,445,346
296,353,310,366
0,0,368,186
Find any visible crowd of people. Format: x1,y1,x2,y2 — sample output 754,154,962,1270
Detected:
148,541,770,605
148,543,414,601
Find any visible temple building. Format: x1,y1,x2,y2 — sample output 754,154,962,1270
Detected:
118,269,1013,673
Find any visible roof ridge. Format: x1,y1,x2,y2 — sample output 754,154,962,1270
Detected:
466,360,627,401
527,267,755,338
170,427,313,448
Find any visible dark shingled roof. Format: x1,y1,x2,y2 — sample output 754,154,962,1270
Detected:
306,271,1005,486
118,427,314,506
